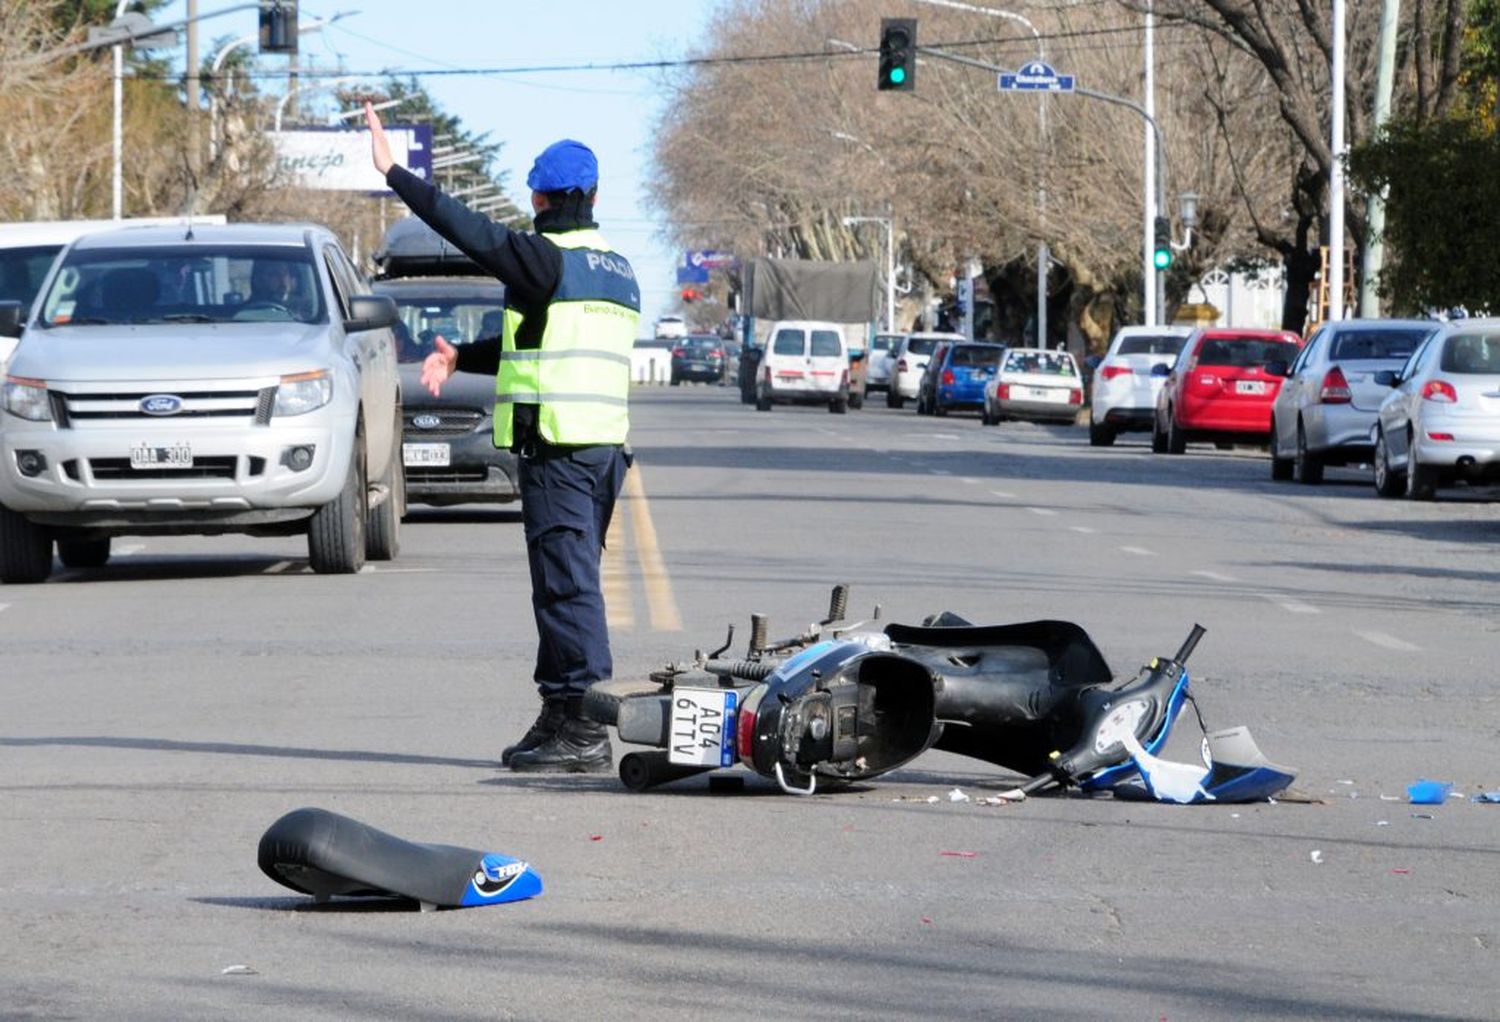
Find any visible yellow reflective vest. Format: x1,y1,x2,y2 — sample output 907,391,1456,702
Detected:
494,229,641,448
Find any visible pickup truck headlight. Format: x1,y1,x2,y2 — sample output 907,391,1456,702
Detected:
273,370,333,417
2,376,52,422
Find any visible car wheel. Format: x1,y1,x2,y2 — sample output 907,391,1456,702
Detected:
670,375,680,387
308,432,368,575
1373,428,1404,497
1269,417,1294,480
1166,411,1187,455
849,391,864,410
1293,421,1324,484
756,386,771,412
1150,414,1168,453
887,389,904,410
1088,415,1115,447
829,398,847,414
0,506,53,584
1405,436,1437,501
981,403,997,426
934,396,948,417
57,537,111,569
366,418,403,561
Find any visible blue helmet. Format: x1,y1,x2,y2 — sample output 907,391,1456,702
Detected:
526,139,598,193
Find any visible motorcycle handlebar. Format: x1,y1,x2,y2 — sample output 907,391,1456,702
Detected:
1173,624,1207,665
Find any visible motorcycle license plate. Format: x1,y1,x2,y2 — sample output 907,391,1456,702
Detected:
130,442,192,469
668,687,738,768
403,442,450,467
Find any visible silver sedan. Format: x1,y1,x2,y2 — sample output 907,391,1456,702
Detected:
1373,320,1500,500
1267,319,1436,483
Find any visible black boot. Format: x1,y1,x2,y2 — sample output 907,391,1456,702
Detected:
508,698,612,773
500,697,567,767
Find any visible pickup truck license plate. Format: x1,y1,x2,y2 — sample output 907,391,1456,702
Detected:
403,442,450,467
130,443,192,469
668,687,738,768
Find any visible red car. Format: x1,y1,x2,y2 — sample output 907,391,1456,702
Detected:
1153,328,1303,453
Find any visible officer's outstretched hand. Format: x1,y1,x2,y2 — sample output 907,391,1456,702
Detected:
366,102,395,175
421,336,459,396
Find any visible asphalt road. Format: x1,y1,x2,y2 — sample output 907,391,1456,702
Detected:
3,384,1498,1020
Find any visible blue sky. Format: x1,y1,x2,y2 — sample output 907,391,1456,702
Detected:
159,1,721,324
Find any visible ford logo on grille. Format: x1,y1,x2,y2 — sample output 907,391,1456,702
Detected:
412,414,442,430
139,394,184,416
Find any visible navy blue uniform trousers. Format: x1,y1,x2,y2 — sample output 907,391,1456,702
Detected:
519,444,627,698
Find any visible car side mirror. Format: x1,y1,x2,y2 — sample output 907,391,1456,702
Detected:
344,295,399,333
1150,362,1171,378
1263,359,1289,378
1373,369,1400,387
0,300,23,339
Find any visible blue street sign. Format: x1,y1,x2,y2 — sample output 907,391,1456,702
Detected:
677,265,710,285
997,61,1074,93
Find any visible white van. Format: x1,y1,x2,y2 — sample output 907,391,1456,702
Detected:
755,319,851,413
0,217,224,364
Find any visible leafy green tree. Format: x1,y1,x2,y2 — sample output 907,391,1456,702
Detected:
1349,117,1500,311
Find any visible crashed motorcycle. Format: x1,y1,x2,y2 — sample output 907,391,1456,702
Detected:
583,586,1295,802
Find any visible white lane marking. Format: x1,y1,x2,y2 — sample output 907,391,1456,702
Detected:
114,543,146,556
265,560,293,575
1070,526,1097,534
930,469,952,476
1354,629,1420,652
989,490,1016,499
1191,570,1239,583
1028,507,1058,517
1258,593,1321,615
929,433,960,440
1120,545,1155,556
960,477,980,485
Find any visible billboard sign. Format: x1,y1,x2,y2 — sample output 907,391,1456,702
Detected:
271,124,434,194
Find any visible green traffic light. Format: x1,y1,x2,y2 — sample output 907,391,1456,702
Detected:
890,67,906,84
1153,249,1172,270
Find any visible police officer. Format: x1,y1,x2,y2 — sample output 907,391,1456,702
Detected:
367,104,639,773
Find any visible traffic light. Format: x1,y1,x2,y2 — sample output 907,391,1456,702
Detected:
1152,216,1173,270
259,0,299,55
879,18,916,92
681,287,702,304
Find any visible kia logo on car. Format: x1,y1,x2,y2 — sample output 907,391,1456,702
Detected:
139,394,184,416
412,414,442,430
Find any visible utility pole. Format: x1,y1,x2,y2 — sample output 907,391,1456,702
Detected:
1329,0,1347,321
1143,0,1158,326
186,0,200,178
1360,0,1399,317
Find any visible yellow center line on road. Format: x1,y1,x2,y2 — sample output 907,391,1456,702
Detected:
622,464,683,632
602,494,634,631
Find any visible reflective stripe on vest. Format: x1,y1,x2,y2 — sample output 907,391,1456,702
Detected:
494,229,641,448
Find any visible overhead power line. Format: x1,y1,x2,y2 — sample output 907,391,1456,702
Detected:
129,22,1191,82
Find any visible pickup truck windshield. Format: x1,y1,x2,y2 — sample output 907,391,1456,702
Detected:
38,245,327,327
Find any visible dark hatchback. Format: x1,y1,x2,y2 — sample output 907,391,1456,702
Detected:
370,277,518,507
671,334,725,384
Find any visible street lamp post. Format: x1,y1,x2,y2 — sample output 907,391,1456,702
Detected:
914,0,1048,344
843,215,896,333
209,11,353,159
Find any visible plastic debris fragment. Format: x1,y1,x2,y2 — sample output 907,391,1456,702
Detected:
1310,850,1324,865
939,850,978,858
948,788,970,803
1473,791,1500,804
1407,779,1452,804
221,965,257,976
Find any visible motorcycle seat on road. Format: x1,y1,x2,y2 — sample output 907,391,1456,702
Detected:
257,807,542,910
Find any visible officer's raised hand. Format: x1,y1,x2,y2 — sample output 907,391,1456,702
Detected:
366,101,395,175
421,336,458,396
